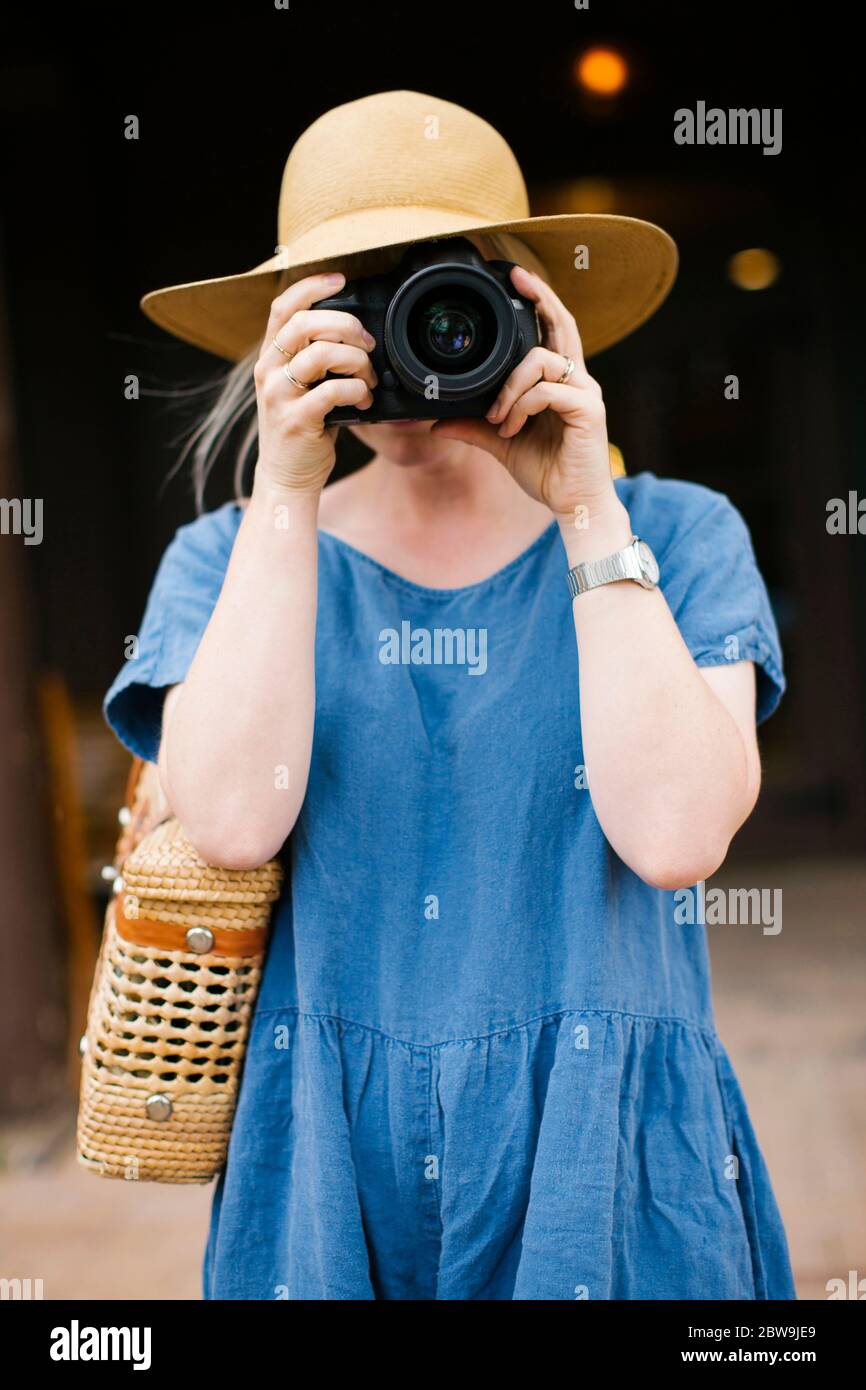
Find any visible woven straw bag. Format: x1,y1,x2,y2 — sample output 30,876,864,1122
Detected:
77,760,282,1183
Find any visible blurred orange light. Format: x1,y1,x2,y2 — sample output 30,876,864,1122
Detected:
575,48,628,96
727,248,781,291
609,443,626,478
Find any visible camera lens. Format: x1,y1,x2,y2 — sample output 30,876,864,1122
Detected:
421,300,482,363
384,256,520,402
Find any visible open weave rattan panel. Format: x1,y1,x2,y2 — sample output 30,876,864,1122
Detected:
77,818,282,1183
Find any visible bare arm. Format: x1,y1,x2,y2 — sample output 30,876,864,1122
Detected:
158,484,320,867
157,271,375,867
560,499,762,890
434,265,765,891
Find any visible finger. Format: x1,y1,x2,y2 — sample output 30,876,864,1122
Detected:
291,375,374,426
276,308,377,357
283,341,378,392
486,346,592,424
429,416,509,461
498,381,603,439
263,273,348,348
510,265,586,369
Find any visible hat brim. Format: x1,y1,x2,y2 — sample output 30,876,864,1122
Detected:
140,212,677,362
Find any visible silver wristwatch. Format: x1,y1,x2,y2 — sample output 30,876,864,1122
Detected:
566,535,660,598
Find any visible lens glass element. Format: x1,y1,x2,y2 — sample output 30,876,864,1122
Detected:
422,301,480,360
408,287,494,373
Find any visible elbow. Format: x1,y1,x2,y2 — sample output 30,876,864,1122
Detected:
178,810,295,871
628,836,731,892
160,757,302,870
191,838,281,872
183,829,282,871
611,766,760,893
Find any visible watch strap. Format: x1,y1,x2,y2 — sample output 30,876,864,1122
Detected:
567,536,641,598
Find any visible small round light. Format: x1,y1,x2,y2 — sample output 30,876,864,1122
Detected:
727,248,781,291
575,48,628,96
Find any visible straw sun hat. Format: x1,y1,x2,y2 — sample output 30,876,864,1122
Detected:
141,89,678,362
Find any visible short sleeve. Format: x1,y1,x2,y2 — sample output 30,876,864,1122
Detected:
618,475,785,724
103,502,243,763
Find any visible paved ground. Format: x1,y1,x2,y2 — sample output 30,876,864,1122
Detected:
1,856,863,1301
709,857,866,1301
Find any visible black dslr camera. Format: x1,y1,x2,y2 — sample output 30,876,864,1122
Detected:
312,237,541,423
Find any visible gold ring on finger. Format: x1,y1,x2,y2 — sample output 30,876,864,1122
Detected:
556,355,575,385
273,337,292,359
283,363,310,391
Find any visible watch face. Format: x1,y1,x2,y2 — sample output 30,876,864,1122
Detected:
637,541,660,585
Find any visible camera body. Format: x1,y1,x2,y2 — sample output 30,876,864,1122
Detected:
311,237,541,424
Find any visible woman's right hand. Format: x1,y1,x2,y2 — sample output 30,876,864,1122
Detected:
253,272,378,494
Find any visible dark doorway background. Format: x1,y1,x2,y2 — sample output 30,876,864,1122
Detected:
2,0,865,859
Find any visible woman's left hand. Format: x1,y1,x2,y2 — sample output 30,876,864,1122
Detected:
431,266,618,523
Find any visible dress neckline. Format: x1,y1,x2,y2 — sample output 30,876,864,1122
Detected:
316,519,560,598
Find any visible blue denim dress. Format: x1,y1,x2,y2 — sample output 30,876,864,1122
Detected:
104,473,796,1300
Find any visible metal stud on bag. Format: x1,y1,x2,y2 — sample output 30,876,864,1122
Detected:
185,926,214,953
146,1094,173,1122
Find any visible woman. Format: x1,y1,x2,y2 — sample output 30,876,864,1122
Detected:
105,91,795,1299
